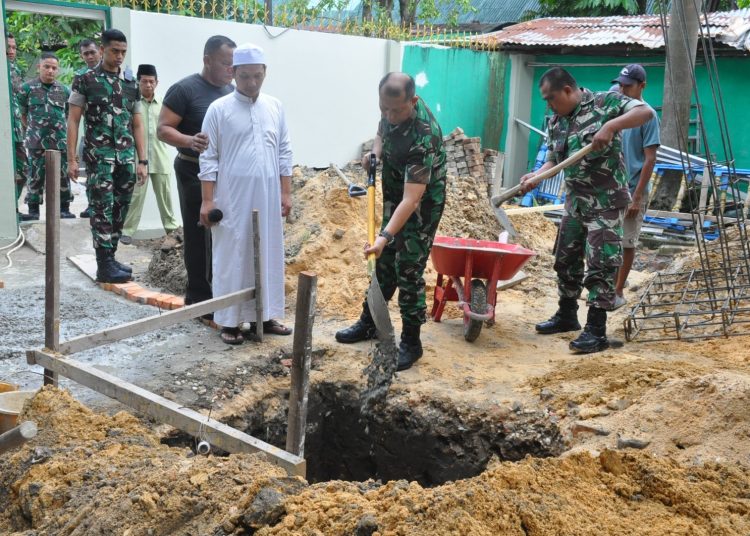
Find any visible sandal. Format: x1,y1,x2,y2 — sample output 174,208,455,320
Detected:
220,327,244,345
263,319,293,336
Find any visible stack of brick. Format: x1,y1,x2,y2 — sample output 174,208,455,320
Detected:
443,128,499,189
361,127,499,188
483,149,500,187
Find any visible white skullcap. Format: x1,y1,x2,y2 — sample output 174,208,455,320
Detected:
233,43,266,67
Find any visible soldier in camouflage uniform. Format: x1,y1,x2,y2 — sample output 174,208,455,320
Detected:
17,52,75,220
336,72,447,371
67,29,148,284
520,67,654,353
6,33,29,206
74,38,102,219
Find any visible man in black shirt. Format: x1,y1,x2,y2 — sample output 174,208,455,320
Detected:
158,35,235,307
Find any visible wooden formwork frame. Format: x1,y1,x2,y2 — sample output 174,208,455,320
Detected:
25,151,315,477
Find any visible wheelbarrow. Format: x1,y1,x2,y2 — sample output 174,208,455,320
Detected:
430,236,536,342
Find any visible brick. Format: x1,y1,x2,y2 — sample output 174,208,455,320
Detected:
156,295,173,309
136,290,161,305
0,280,4,289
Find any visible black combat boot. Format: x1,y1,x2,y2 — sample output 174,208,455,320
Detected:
111,245,133,274
20,203,40,222
569,306,609,353
535,297,582,334
397,324,423,371
95,248,132,284
335,305,377,343
60,203,76,219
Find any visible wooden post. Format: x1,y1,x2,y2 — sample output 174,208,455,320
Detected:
0,421,38,455
286,271,317,457
252,210,264,342
44,150,60,386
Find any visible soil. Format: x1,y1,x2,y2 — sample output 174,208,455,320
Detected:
2,388,749,536
4,162,750,535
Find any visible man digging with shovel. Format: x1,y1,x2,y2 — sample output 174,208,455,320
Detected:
520,68,654,353
335,72,447,372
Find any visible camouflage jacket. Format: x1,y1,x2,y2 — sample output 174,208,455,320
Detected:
10,62,25,142
378,97,447,204
545,88,642,213
18,78,70,151
69,63,142,165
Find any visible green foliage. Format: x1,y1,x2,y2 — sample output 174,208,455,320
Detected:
416,0,475,27
6,11,103,86
738,0,749,7
529,0,641,17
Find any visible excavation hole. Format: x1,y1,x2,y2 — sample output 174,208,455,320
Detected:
246,381,565,487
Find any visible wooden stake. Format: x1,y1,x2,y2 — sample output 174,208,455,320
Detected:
0,421,38,455
286,271,317,457
253,210,264,342
27,349,306,476
44,150,60,386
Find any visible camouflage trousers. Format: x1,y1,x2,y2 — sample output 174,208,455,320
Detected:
25,149,73,205
88,162,136,250
14,142,28,202
366,198,445,327
554,206,625,311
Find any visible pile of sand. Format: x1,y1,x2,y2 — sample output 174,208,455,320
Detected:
285,168,517,320
3,388,749,535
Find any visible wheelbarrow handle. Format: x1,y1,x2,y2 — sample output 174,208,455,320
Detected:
492,144,594,207
330,163,367,198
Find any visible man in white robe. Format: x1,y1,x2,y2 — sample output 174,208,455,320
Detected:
198,43,293,344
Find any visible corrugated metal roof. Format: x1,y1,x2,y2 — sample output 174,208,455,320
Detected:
434,0,540,25
468,9,750,51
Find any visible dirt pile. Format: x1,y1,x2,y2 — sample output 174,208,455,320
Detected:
143,165,550,319
258,450,750,535
3,388,750,536
0,387,290,535
285,167,508,319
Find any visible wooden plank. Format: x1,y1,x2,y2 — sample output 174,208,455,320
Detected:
286,272,317,457
505,204,564,215
68,254,97,281
0,421,38,455
27,349,306,476
59,288,255,354
253,210,264,343
44,150,61,387
496,270,529,291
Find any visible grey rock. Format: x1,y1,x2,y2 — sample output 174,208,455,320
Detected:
512,400,523,413
162,390,178,402
243,487,285,528
606,398,632,411
617,436,651,450
333,228,346,240
571,421,610,437
355,514,379,536
539,388,554,401
27,482,42,496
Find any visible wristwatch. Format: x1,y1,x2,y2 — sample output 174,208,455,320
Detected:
379,230,395,245
138,159,149,165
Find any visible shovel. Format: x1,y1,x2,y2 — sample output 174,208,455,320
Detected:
360,154,399,411
492,144,593,207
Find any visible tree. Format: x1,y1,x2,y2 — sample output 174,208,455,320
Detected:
6,11,103,86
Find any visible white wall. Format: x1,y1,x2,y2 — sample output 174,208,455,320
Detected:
0,14,19,242
113,8,400,236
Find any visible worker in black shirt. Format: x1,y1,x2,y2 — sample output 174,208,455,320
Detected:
158,35,236,308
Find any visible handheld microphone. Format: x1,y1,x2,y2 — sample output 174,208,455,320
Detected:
198,208,224,227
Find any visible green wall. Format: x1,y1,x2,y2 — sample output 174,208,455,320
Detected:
526,55,750,172
401,45,510,149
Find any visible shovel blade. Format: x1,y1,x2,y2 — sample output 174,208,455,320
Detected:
367,274,396,345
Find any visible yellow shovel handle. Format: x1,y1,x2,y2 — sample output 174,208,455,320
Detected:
367,183,376,275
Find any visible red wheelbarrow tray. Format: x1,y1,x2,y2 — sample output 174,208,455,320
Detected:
430,236,536,282
429,236,537,332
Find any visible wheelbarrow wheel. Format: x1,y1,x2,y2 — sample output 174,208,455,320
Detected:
464,279,487,342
